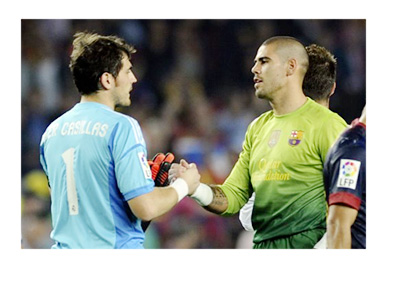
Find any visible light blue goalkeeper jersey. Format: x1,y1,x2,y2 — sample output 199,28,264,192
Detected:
39,102,154,249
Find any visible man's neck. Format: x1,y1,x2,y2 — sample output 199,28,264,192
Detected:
270,90,308,116
315,98,329,109
80,92,115,110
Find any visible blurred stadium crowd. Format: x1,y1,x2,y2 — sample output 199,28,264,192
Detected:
21,19,366,249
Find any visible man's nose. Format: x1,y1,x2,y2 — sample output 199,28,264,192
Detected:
131,72,138,83
251,62,259,74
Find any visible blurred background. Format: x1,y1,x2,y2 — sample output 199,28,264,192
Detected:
21,19,366,249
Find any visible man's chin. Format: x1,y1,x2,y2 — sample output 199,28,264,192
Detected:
115,100,131,108
255,90,266,99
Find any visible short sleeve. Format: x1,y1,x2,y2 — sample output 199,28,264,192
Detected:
39,144,47,177
325,145,364,210
318,114,348,162
109,117,154,201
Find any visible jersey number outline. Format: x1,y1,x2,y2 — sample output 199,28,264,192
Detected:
62,148,79,215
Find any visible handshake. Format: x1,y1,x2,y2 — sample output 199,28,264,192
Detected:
149,152,200,194
149,152,213,206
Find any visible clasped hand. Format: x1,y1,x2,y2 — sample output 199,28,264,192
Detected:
169,159,200,195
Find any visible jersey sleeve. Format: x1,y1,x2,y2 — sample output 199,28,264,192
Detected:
318,114,348,162
39,138,48,177
39,121,57,179
220,118,257,216
109,116,154,201
325,145,364,210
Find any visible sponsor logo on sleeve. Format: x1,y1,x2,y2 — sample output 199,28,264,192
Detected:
337,159,361,190
138,152,152,179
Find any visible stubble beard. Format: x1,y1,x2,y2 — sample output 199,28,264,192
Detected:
255,80,284,102
113,89,131,108
255,87,272,101
115,100,131,108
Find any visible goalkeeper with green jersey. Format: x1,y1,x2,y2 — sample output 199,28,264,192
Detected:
239,43,342,245
169,36,348,249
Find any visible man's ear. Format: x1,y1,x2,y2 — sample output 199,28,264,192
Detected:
286,58,297,76
329,82,337,97
99,72,115,90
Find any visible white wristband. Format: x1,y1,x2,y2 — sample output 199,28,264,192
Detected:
190,183,213,206
171,178,189,202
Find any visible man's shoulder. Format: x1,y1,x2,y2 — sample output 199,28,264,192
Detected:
79,104,140,128
248,110,274,130
307,99,338,116
307,100,347,126
336,123,366,151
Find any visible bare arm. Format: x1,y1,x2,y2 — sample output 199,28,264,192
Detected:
204,185,229,214
169,162,229,214
129,163,200,221
327,204,358,249
128,186,179,221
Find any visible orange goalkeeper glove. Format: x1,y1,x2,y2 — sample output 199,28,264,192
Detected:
142,152,175,232
148,152,175,187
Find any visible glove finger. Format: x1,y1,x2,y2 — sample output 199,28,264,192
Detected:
163,152,175,164
151,163,160,181
152,153,166,165
155,162,172,186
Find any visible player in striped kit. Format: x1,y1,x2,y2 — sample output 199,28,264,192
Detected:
324,107,366,248
40,32,200,249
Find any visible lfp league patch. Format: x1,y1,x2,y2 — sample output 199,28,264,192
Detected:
138,152,152,179
337,159,361,190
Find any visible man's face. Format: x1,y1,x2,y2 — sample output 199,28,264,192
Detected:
112,54,137,107
251,44,286,100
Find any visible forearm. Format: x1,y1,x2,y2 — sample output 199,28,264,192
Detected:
129,179,187,221
152,186,182,218
190,183,249,216
203,185,228,214
327,222,352,249
326,204,357,249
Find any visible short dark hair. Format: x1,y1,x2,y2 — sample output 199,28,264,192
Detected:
303,44,337,101
262,35,302,47
69,32,136,95
262,36,309,77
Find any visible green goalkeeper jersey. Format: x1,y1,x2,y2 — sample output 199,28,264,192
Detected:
220,98,347,243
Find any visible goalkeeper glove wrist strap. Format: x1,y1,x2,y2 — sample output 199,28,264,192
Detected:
171,178,189,202
190,183,213,206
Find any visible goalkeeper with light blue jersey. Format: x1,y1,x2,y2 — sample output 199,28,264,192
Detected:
39,32,200,249
169,37,348,249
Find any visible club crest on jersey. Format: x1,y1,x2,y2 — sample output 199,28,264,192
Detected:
268,130,281,148
288,130,304,146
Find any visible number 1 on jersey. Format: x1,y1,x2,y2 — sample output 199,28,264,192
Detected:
62,148,79,215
